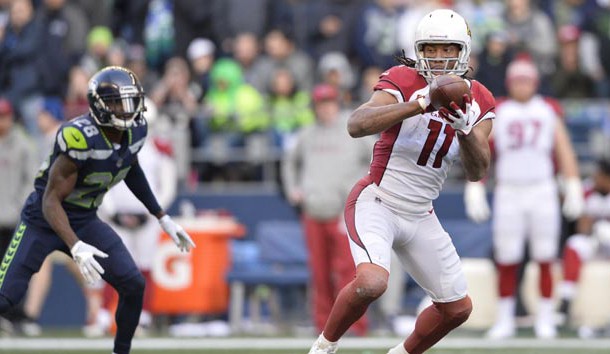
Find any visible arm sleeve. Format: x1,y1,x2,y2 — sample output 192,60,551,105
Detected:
123,161,163,217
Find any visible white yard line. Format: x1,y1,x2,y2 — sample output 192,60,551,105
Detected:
1,337,610,350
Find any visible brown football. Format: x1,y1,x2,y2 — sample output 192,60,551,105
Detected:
429,74,472,111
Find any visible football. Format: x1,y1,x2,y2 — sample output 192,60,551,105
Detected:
429,74,472,111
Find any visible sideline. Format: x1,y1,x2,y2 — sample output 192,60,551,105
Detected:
1,337,610,350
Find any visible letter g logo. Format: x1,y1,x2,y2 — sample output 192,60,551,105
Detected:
152,241,192,290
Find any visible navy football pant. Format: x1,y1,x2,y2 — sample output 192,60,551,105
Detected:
0,218,144,354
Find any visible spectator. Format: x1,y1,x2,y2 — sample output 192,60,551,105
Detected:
282,83,375,337
454,0,506,55
203,58,268,135
465,59,584,339
74,0,112,28
0,0,44,136
186,37,216,100
317,51,356,106
199,58,269,181
355,65,383,105
63,65,91,120
353,0,405,69
126,44,159,93
150,56,199,182
551,25,595,98
575,1,610,97
41,0,89,59
79,26,113,75
558,158,610,338
37,0,89,99
231,32,264,89
143,0,174,72
267,67,314,150
36,97,65,161
212,0,272,53
251,27,315,94
173,0,215,60
303,0,362,59
111,0,147,45
503,0,558,90
0,97,38,334
106,40,128,68
475,31,513,98
542,0,597,29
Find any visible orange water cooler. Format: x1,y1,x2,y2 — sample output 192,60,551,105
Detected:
150,214,245,315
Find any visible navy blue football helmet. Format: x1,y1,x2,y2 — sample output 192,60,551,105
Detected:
87,66,146,130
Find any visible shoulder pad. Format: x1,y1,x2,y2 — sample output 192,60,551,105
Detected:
61,126,88,150
470,80,496,124
374,66,426,102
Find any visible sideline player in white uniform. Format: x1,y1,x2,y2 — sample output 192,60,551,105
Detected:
84,99,178,336
464,58,584,339
558,159,610,338
308,9,495,354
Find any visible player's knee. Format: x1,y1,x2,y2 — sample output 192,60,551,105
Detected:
439,295,472,327
115,273,145,298
352,269,388,302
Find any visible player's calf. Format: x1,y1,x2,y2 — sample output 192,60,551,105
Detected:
0,293,14,315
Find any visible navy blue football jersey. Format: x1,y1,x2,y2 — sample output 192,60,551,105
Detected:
22,114,148,227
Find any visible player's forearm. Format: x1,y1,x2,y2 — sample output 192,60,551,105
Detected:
124,162,163,216
458,131,490,182
555,122,580,179
42,194,80,249
348,101,423,138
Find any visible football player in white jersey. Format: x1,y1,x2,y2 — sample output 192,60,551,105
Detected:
558,159,610,338
464,58,584,339
308,9,495,354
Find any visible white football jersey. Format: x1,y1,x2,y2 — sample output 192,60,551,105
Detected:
493,95,562,184
372,66,495,206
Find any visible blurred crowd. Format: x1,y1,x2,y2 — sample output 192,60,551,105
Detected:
0,0,608,184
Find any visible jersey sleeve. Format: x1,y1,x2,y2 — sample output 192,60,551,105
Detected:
55,123,108,168
470,80,496,126
374,66,424,103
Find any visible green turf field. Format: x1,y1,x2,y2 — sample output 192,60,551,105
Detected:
1,350,609,354
2,337,610,354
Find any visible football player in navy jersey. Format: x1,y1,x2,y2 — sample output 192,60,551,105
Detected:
0,66,195,354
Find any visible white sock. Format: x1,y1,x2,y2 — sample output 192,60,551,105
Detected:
537,298,555,323
495,297,516,324
387,342,409,354
317,333,338,346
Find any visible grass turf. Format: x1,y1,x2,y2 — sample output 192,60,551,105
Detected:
1,349,608,354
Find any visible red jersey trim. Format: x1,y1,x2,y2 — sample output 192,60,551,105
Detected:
345,175,374,255
376,79,406,102
369,123,402,185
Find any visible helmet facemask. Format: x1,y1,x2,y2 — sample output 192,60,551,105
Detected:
92,87,145,130
415,41,469,80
